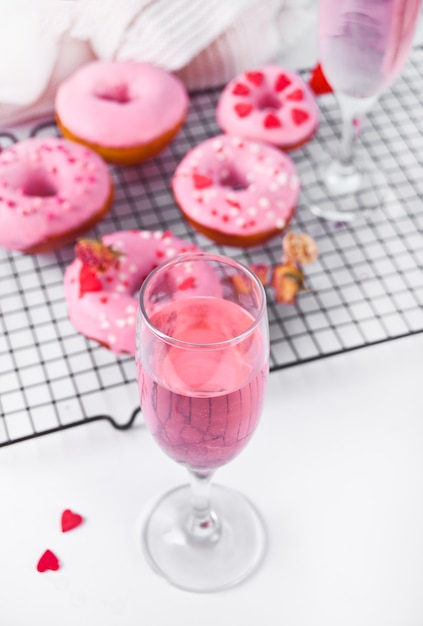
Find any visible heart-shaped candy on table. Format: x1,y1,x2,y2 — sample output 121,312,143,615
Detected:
61,509,84,533
37,549,60,572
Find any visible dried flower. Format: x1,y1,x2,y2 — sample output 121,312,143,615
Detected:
282,232,319,266
75,238,122,273
249,263,271,286
272,264,306,305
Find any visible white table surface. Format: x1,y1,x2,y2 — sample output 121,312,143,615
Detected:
2,9,423,626
1,332,423,626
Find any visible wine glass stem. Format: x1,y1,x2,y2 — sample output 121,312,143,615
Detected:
335,93,377,170
338,109,358,170
186,469,221,541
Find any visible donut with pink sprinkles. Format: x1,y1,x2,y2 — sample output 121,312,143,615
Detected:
171,134,300,248
0,137,113,254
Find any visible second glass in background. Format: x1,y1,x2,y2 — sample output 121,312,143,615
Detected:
311,0,422,221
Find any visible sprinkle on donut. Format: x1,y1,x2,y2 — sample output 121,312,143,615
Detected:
171,134,299,248
64,230,219,354
0,137,113,254
216,65,319,150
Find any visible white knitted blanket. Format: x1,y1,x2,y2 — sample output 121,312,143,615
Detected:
0,0,316,126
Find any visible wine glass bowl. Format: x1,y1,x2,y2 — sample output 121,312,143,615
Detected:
312,0,422,221
136,253,269,592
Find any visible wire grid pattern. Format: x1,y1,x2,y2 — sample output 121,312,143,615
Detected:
1,48,423,446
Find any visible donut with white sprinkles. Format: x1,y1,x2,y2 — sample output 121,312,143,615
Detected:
64,230,220,354
171,134,299,248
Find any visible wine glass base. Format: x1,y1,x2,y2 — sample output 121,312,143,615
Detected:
324,160,362,197
140,483,266,593
310,158,388,223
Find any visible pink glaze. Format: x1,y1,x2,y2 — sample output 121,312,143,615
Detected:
171,134,299,242
63,230,220,355
0,137,112,252
55,61,189,148
216,66,319,149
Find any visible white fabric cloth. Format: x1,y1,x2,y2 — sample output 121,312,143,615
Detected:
0,0,317,127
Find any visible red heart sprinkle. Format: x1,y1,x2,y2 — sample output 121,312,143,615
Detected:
245,71,264,87
287,88,304,101
292,108,310,125
232,82,250,96
275,74,291,92
61,509,83,533
37,549,60,572
100,296,108,304
234,103,253,118
178,277,196,290
226,198,241,208
193,173,213,189
264,112,282,129
79,265,102,297
308,62,333,95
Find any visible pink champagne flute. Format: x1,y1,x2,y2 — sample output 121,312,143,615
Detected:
136,253,269,592
311,0,422,221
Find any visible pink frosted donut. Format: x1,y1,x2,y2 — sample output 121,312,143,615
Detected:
216,65,319,150
171,134,300,248
55,61,189,165
64,230,219,355
0,137,113,254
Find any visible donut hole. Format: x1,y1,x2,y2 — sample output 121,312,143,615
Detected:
22,176,57,197
257,92,282,111
95,84,131,105
219,166,249,191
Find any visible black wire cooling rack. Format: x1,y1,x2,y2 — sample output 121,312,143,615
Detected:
1,48,423,447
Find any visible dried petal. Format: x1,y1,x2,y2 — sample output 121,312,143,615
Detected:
282,232,319,266
272,264,305,304
230,272,251,295
75,238,122,273
249,263,270,286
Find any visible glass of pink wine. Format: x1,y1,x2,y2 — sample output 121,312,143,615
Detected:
136,253,269,592
312,0,422,221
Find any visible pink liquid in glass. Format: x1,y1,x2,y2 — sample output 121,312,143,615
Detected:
319,0,422,98
137,297,269,470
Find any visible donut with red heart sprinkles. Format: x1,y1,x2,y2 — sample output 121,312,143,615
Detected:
216,66,319,150
171,134,299,248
